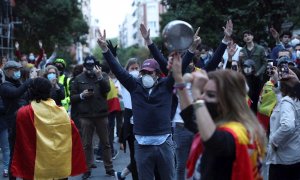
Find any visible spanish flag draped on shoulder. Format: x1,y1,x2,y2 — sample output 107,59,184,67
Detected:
186,121,264,180
11,99,87,179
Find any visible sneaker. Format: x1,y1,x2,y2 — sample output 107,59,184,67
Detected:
106,169,115,177
112,150,119,160
2,169,8,177
95,156,103,163
115,171,126,180
82,171,91,179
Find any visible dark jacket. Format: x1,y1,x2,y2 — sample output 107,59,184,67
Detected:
50,83,65,106
0,77,31,129
240,43,267,80
103,50,194,136
147,43,194,120
70,72,110,118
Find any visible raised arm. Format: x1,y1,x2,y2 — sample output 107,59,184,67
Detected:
183,27,201,73
205,20,233,72
46,44,58,65
35,40,45,68
140,23,168,75
97,29,137,92
0,79,31,98
15,41,22,60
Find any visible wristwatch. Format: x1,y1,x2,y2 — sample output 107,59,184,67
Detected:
193,99,205,109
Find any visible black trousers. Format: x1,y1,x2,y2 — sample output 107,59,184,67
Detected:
269,162,300,180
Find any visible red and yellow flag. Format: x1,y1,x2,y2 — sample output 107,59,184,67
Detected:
186,122,264,180
11,99,87,179
107,79,121,113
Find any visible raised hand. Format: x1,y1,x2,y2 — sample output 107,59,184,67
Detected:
106,40,118,57
191,70,208,101
270,27,280,43
223,19,233,41
140,23,150,40
15,41,19,49
38,40,43,48
189,27,201,52
140,23,152,44
97,29,108,52
94,64,103,78
170,52,182,81
280,68,300,87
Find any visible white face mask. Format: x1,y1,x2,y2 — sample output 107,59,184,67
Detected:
29,54,35,61
200,54,207,59
243,67,253,75
129,70,139,78
296,50,300,59
142,74,156,89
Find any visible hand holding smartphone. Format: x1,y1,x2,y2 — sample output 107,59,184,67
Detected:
278,63,289,80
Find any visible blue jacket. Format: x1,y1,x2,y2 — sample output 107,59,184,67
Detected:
103,50,193,135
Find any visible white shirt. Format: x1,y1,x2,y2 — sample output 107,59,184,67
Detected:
222,45,242,69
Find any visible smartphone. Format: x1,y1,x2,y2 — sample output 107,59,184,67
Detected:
88,88,94,92
267,61,273,66
278,63,289,80
266,59,274,76
95,61,100,67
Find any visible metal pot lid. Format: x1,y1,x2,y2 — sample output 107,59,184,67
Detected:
162,20,194,52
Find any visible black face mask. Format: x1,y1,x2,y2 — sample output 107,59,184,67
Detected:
55,65,64,75
205,101,220,120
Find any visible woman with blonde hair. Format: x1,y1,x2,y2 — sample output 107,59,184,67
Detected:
171,52,266,180
43,65,65,106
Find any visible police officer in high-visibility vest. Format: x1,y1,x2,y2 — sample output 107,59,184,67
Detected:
53,58,71,111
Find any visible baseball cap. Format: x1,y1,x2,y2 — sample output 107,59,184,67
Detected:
141,59,160,72
83,55,96,70
4,60,22,70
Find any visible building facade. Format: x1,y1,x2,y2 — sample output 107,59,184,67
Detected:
119,0,166,48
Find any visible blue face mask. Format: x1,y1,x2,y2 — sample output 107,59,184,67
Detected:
12,71,21,80
47,73,56,81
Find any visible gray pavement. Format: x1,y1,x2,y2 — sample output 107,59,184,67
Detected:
70,142,132,180
0,140,133,180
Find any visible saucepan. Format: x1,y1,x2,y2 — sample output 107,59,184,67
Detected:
162,20,194,52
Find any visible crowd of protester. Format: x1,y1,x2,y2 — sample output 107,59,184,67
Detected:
0,19,299,180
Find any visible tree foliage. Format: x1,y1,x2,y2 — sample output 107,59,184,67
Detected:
93,40,150,67
13,0,89,53
160,0,300,49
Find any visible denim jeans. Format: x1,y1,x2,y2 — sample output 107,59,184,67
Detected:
0,129,10,171
134,136,175,180
173,124,194,180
